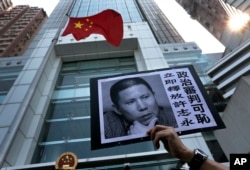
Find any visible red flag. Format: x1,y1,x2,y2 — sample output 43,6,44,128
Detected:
62,9,123,46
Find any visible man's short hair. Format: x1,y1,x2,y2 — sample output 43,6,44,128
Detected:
110,77,153,106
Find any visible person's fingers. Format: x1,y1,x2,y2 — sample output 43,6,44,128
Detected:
148,126,190,159
147,128,154,139
149,126,177,150
153,130,171,150
147,125,160,139
148,125,171,140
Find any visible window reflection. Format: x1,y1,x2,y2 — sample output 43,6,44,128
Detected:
69,0,144,23
33,57,139,163
0,67,22,104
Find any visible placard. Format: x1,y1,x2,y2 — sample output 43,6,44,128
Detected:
90,65,225,149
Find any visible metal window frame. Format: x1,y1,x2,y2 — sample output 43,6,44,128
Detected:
6,151,179,170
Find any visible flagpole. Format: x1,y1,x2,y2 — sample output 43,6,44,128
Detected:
65,0,76,17
52,0,76,43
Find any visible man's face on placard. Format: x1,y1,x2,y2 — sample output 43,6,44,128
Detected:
114,84,159,126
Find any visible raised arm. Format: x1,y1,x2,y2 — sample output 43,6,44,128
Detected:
147,125,229,170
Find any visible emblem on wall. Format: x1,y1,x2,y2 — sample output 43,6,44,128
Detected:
55,152,78,170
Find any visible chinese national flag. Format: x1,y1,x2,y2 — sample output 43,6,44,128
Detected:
62,9,123,47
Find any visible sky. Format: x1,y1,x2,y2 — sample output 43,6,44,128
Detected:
155,0,225,54
12,0,225,54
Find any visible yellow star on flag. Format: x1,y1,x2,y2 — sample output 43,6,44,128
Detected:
74,21,83,29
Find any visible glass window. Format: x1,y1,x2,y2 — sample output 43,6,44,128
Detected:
69,0,144,23
43,118,90,142
46,100,90,119
0,93,6,103
33,57,156,163
36,140,154,164
0,67,22,104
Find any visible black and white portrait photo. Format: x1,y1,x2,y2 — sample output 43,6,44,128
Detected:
90,66,225,149
101,75,178,140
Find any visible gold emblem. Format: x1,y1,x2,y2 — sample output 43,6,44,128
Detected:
55,152,78,170
74,21,84,29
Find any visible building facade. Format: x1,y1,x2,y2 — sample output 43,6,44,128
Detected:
206,38,250,99
137,0,185,44
219,0,250,55
213,75,250,160
0,0,47,57
176,0,228,41
223,0,250,15
203,0,250,159
176,0,250,55
0,0,12,12
0,0,227,169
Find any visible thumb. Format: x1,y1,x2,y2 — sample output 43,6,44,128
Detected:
133,120,140,126
148,118,159,128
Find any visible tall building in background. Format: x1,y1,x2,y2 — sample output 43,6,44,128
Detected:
176,0,228,42
137,0,185,44
176,0,250,55
222,0,250,15
175,0,250,98
218,0,250,55
176,0,250,160
0,0,228,169
0,0,47,57
206,28,250,162
206,38,250,99
0,0,12,12
0,0,47,118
